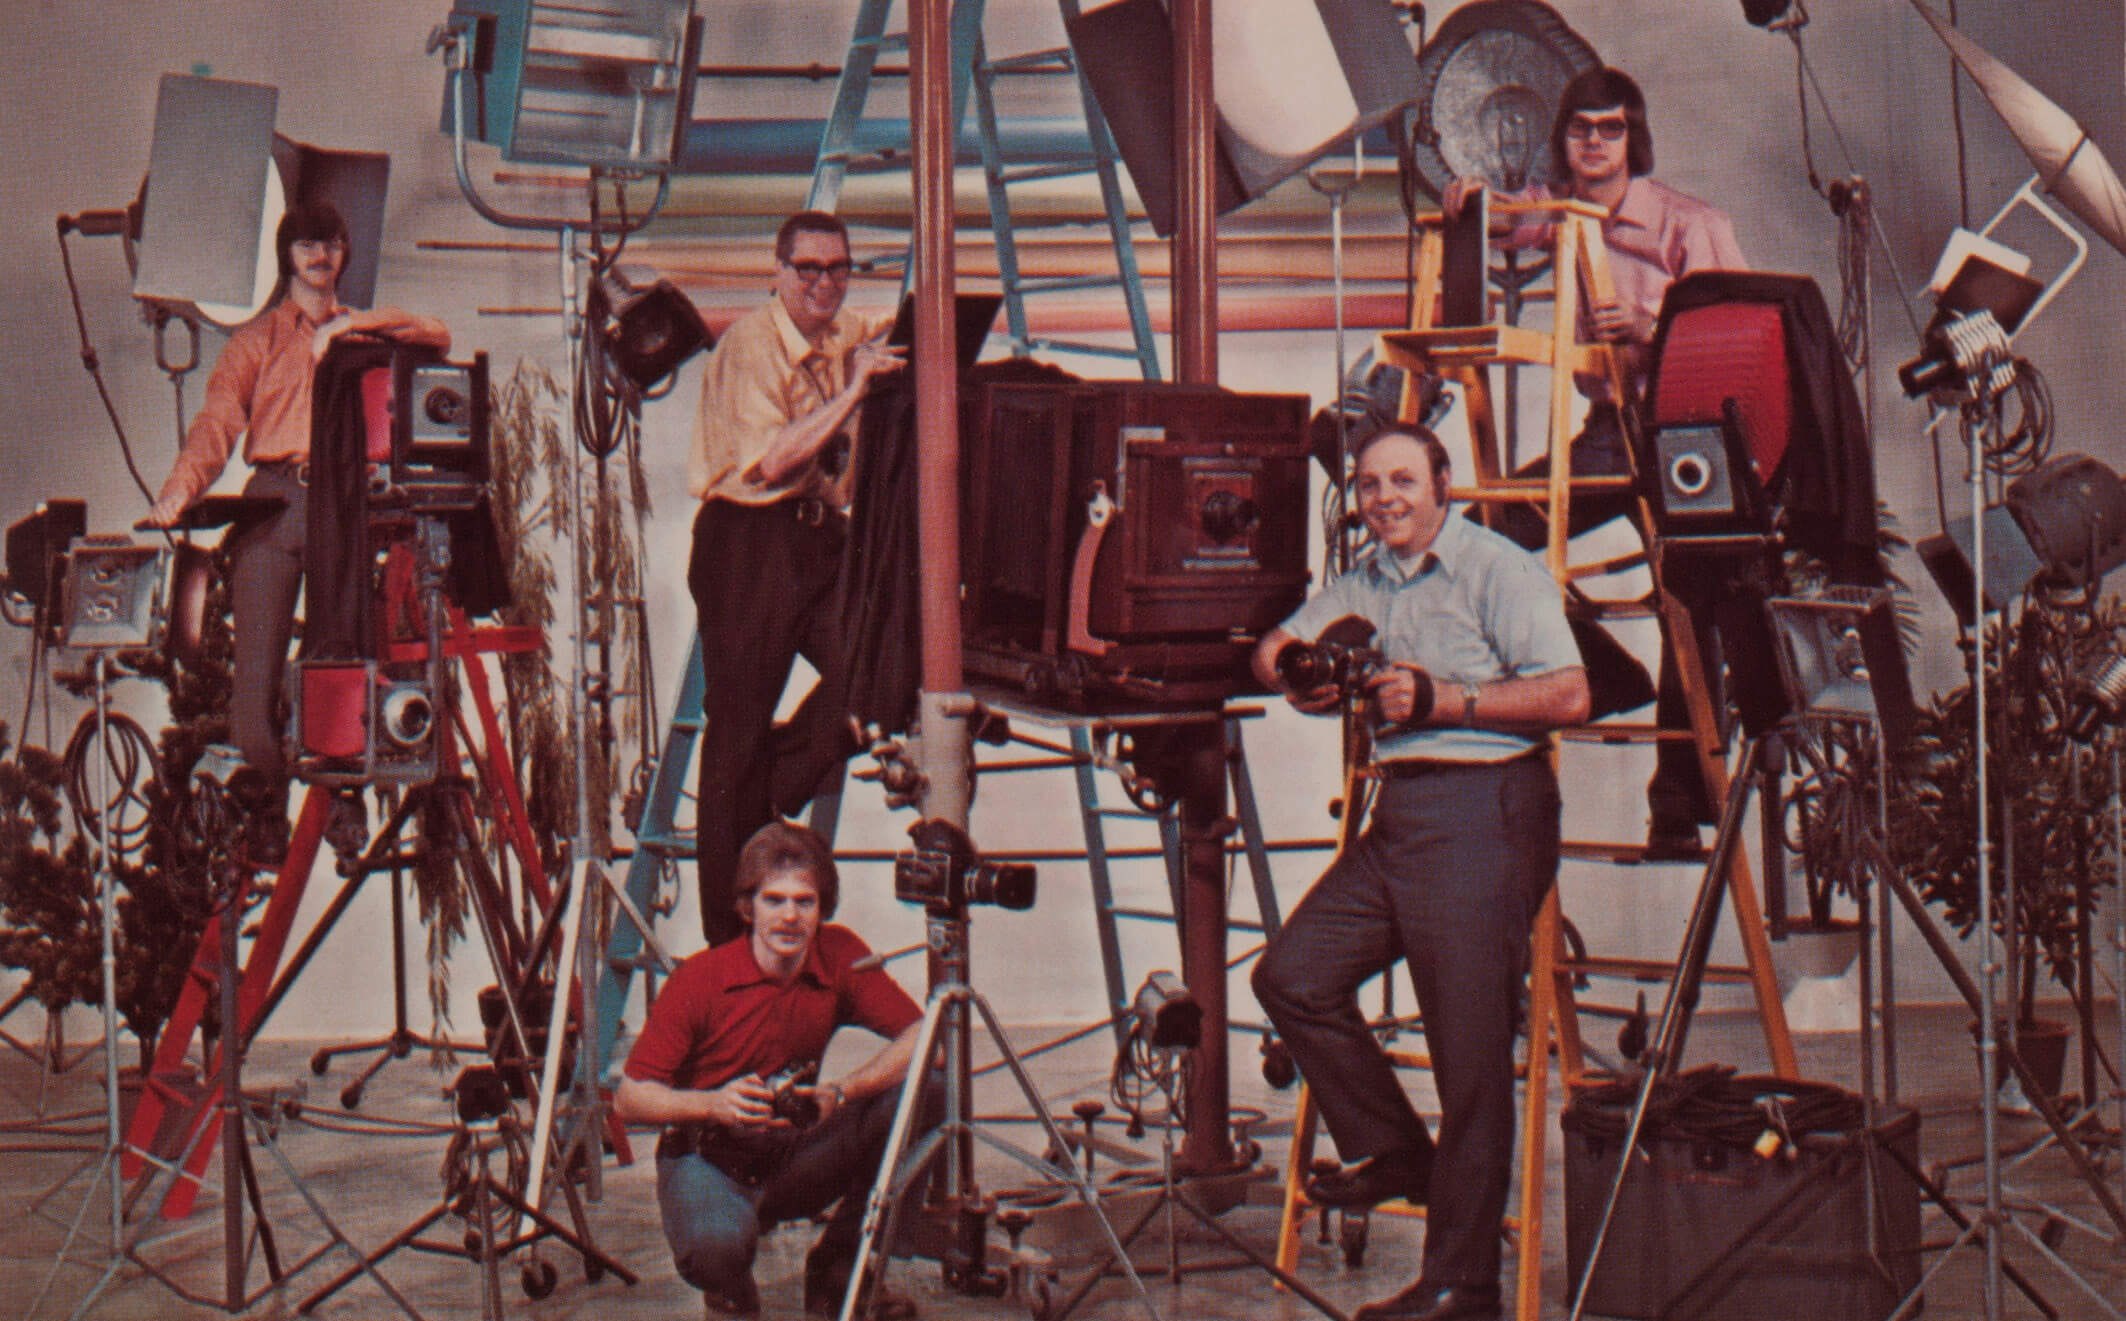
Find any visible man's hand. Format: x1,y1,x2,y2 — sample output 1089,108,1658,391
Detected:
701,1074,789,1130
312,311,357,360
798,1082,843,1126
145,492,190,529
1587,298,1636,344
1442,176,1485,220
851,338,906,384
1365,662,1437,729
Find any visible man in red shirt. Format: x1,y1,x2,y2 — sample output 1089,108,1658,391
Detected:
616,822,924,1318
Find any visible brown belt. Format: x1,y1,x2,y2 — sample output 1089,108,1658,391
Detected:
255,458,311,487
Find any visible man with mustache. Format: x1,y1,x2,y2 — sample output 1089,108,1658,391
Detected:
146,199,449,862
617,821,923,1319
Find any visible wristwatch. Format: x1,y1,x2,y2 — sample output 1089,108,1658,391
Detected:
1462,682,1480,727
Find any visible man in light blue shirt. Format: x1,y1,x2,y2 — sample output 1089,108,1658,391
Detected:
1251,427,1588,1321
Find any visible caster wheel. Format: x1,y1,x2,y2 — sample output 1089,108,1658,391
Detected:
585,1259,606,1284
309,1050,331,1076
521,1258,558,1299
463,1229,485,1256
340,1083,364,1110
1339,1210,1370,1269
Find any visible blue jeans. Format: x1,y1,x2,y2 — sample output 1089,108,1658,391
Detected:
655,1084,903,1293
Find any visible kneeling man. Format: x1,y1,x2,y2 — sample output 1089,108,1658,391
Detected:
618,821,924,1318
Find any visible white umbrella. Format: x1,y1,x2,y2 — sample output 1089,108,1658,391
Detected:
1911,0,2126,258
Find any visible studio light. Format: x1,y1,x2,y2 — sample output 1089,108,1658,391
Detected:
1768,585,1918,755
598,265,713,390
2065,650,2126,742
437,0,703,172
2004,454,2126,591
1915,505,2044,627
1401,0,1599,200
1066,0,1422,236
129,74,389,329
1131,970,1202,1051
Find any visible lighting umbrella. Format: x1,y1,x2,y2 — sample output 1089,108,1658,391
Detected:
1910,0,2126,257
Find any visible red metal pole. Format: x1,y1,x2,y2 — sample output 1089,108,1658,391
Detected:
912,0,961,705
1170,0,1235,1173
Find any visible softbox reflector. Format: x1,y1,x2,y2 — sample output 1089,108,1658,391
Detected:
1068,0,1420,236
134,75,279,314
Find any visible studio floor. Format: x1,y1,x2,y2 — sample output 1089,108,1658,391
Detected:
2,1002,2121,1321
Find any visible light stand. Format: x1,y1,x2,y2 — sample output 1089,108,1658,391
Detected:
27,668,409,1320
840,890,1164,1321
26,651,126,1319
429,12,695,1236
1037,981,1346,1321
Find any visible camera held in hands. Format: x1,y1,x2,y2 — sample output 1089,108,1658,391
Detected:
1273,614,1388,702
893,818,1036,913
764,1060,823,1127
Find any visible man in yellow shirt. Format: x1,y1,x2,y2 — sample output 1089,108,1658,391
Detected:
687,211,901,946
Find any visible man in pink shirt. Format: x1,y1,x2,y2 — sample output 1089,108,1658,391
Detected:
1446,67,1747,858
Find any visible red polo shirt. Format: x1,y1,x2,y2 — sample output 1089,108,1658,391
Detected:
623,925,921,1091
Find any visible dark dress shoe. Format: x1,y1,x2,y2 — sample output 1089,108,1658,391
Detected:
1352,1280,1501,1321
1642,821,1706,861
805,1264,917,1320
1303,1146,1431,1209
701,1271,761,1318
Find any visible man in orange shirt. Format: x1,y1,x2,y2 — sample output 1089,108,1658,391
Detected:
686,211,901,945
147,199,448,861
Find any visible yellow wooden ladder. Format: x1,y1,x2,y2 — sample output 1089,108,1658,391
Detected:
1272,198,1798,1321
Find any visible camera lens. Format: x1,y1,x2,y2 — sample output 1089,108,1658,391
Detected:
1275,641,1337,692
967,861,1037,911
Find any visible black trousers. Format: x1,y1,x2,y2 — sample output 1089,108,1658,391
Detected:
687,499,856,945
1499,405,1716,828
1252,757,1560,1292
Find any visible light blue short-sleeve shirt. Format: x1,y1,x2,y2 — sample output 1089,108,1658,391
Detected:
1281,513,1583,762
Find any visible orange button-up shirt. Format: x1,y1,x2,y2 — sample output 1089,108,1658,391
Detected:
155,297,334,511
689,295,893,508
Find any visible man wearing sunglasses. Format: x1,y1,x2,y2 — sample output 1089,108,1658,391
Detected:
1446,67,1746,859
688,211,903,946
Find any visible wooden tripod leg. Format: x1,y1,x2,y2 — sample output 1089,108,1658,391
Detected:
1274,1082,1320,1283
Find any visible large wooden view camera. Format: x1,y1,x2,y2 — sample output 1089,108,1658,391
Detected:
961,380,1312,705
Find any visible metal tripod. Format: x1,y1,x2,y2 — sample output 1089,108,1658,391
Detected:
838,906,1162,1321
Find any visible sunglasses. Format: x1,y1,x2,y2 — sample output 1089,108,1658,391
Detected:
786,259,854,283
1565,114,1630,143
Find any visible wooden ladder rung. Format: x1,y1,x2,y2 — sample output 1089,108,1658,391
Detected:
1563,954,1756,985
1557,723,1697,745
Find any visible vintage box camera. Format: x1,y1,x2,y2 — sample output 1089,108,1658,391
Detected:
960,379,1311,705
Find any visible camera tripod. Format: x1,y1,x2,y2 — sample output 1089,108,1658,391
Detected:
30,661,411,1321
840,904,1163,1321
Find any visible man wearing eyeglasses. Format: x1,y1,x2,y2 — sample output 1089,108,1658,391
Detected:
688,211,903,946
1446,67,1747,859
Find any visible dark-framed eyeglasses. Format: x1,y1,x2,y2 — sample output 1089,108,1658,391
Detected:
1564,114,1629,143
786,259,854,284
